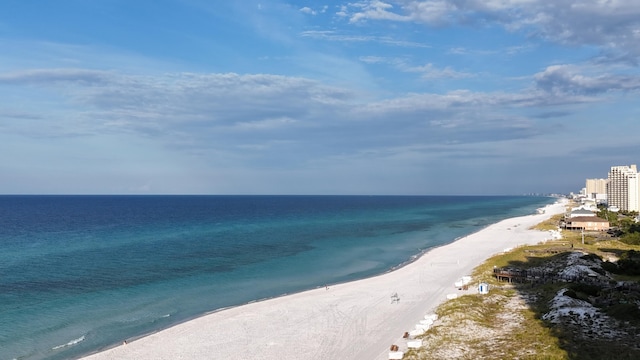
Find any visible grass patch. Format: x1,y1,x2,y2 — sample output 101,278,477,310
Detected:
606,303,640,323
531,214,563,231
410,288,569,359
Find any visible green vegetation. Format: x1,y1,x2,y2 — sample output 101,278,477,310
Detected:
403,286,569,360
597,204,640,245
620,230,640,245
407,227,640,360
603,250,640,275
597,205,619,227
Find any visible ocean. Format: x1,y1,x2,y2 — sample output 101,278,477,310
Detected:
0,195,554,360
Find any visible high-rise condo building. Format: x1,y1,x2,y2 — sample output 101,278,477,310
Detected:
607,165,639,212
585,178,608,201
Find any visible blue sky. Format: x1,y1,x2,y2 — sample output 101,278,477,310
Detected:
1,0,639,195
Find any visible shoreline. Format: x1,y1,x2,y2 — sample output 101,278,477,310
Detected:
81,199,566,360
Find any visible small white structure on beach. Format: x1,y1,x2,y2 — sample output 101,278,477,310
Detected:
478,282,489,294
388,351,404,359
407,339,423,349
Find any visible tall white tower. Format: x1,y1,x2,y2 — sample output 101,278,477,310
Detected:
607,165,639,212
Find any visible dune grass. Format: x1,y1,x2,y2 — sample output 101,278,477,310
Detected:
403,286,568,360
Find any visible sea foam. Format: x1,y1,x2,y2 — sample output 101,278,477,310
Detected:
52,335,85,350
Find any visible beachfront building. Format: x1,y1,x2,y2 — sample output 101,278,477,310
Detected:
565,216,610,231
607,165,640,212
569,209,596,218
585,178,608,202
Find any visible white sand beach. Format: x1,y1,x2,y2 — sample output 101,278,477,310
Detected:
82,200,566,360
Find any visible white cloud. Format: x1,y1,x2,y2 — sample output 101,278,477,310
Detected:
404,0,457,25
0,69,353,139
359,56,386,64
300,6,316,15
0,71,499,167
356,57,473,79
344,0,640,63
336,5,349,17
234,117,298,130
3,1,640,194
1,67,614,140
348,0,410,23
403,63,474,79
0,63,631,191
0,68,111,85
300,30,429,47
534,64,640,95
447,44,535,56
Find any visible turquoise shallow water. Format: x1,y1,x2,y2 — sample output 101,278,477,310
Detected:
0,195,554,359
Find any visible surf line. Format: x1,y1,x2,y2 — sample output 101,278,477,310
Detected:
52,335,86,350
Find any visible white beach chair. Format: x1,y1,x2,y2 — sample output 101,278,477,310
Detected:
390,292,400,304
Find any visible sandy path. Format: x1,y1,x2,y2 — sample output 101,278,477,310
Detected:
82,200,565,360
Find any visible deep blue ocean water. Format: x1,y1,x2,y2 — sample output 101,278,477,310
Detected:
0,195,555,360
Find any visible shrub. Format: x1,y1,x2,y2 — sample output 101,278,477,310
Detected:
620,232,640,245
601,261,618,273
569,283,602,297
616,250,640,275
617,259,640,275
606,303,640,322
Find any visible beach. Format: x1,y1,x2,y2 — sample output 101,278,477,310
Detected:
81,200,566,360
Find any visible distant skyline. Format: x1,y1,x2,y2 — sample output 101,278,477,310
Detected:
1,1,639,195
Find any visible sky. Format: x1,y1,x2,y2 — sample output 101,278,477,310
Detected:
1,0,639,195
